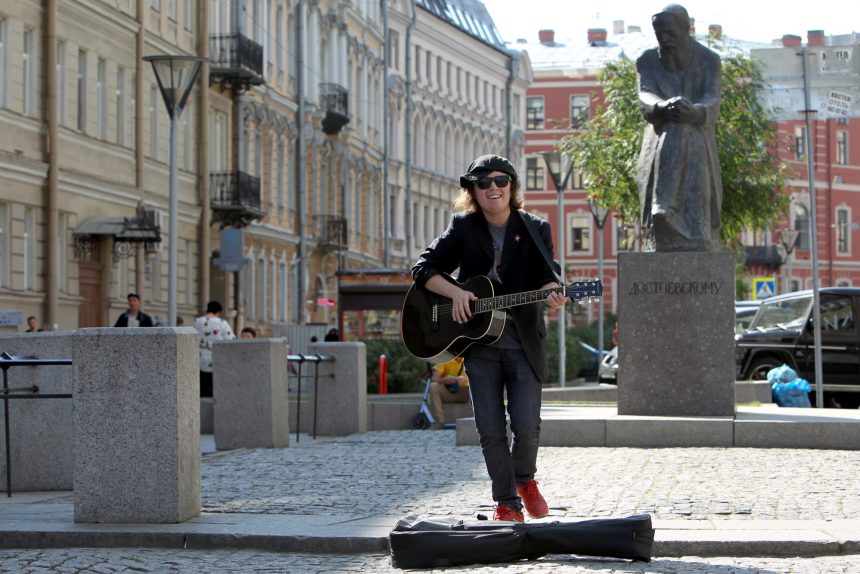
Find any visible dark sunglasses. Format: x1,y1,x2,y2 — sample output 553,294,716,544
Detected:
475,175,511,190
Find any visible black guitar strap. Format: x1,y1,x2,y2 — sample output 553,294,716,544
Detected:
517,209,564,286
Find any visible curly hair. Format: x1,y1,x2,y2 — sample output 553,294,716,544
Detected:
452,178,524,214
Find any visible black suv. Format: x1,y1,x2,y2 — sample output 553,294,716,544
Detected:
735,287,860,407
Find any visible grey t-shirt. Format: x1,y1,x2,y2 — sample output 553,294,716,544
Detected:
486,222,521,350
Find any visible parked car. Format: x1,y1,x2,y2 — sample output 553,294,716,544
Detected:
598,346,618,384
735,288,860,408
734,300,762,334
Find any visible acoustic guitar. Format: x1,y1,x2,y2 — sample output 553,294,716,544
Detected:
401,273,603,364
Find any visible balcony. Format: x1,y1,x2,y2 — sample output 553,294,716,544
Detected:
745,245,782,268
209,34,265,90
312,215,347,252
319,83,350,134
210,171,265,228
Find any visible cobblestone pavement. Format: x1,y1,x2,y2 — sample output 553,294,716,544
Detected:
1,548,859,573
201,430,860,521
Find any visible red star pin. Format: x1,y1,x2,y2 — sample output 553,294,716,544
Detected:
514,234,521,242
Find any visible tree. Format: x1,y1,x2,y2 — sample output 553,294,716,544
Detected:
559,48,789,248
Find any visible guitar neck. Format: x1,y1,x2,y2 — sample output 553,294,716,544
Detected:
474,286,566,313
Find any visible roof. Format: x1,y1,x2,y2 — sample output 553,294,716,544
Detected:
518,31,772,74
416,0,506,51
74,216,161,242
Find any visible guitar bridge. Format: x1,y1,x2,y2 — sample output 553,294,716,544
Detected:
431,304,439,332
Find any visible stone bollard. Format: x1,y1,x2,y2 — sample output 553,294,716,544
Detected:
213,338,290,450
72,328,200,523
308,342,367,436
0,332,74,492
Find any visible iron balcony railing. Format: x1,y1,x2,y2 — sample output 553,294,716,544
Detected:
312,215,347,251
319,83,350,134
210,171,265,228
209,33,265,88
745,245,783,267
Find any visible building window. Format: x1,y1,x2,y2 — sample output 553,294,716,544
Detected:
526,96,544,130
277,137,285,211
257,256,266,321
389,30,399,71
56,41,66,125
116,66,126,145
275,6,284,82
794,125,806,160
24,208,36,290
836,131,848,165
58,212,68,293
184,0,193,30
167,0,176,21
149,85,158,159
279,261,288,322
150,0,160,10
77,50,87,132
570,213,591,252
22,29,33,116
836,207,850,255
97,59,107,139
794,204,810,250
526,157,544,190
183,239,193,306
182,101,192,170
0,18,6,107
0,203,7,287
570,95,590,129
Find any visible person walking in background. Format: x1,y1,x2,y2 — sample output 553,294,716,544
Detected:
193,301,235,397
324,328,340,341
24,316,40,332
240,326,257,339
411,154,567,522
429,357,469,430
113,293,155,327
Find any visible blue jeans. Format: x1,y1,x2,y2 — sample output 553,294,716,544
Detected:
464,345,542,509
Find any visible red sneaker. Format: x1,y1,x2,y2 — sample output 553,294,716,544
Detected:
493,503,524,522
517,480,549,518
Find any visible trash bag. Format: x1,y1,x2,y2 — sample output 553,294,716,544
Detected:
767,364,812,408
389,514,654,569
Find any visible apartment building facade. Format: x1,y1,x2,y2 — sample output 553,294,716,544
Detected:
0,0,530,335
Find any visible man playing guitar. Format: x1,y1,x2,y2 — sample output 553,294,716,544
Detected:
411,154,567,522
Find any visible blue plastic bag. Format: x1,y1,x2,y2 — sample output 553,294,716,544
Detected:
767,364,811,407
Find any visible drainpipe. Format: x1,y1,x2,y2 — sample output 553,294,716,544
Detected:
405,1,417,263
505,51,517,159
382,0,390,268
296,0,306,323
198,0,211,308
45,0,59,328
135,0,146,295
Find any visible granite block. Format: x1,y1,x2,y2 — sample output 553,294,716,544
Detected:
309,342,366,436
0,333,74,492
617,252,736,416
72,328,200,523
213,338,290,450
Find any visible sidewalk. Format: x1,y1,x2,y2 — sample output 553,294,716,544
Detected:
2,429,860,558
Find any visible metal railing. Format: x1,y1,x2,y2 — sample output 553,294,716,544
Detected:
210,170,265,228
1,352,73,497
287,354,334,443
209,33,265,85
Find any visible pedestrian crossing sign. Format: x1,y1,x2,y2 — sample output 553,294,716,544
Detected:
752,277,776,300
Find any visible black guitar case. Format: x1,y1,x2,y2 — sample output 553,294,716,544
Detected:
389,514,654,569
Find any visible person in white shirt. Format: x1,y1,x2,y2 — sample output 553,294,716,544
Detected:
193,300,235,396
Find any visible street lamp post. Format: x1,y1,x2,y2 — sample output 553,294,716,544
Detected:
144,55,204,326
587,198,610,366
778,228,800,294
541,151,574,388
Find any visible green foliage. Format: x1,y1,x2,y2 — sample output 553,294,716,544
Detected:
559,51,789,248
361,338,428,394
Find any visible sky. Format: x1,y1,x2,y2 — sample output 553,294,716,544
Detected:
480,0,858,46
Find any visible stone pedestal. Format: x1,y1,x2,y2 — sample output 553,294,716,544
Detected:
213,338,290,450
72,328,200,523
617,252,735,416
0,332,74,492
308,342,367,436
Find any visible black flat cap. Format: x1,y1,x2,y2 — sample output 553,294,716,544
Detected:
459,154,518,188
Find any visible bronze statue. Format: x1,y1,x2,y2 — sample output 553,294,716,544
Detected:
636,4,723,252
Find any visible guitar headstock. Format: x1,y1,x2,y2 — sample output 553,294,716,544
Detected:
565,279,603,302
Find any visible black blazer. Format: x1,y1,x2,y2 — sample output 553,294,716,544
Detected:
114,310,155,327
412,209,559,383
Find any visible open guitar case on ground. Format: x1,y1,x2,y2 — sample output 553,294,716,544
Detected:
389,514,654,569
